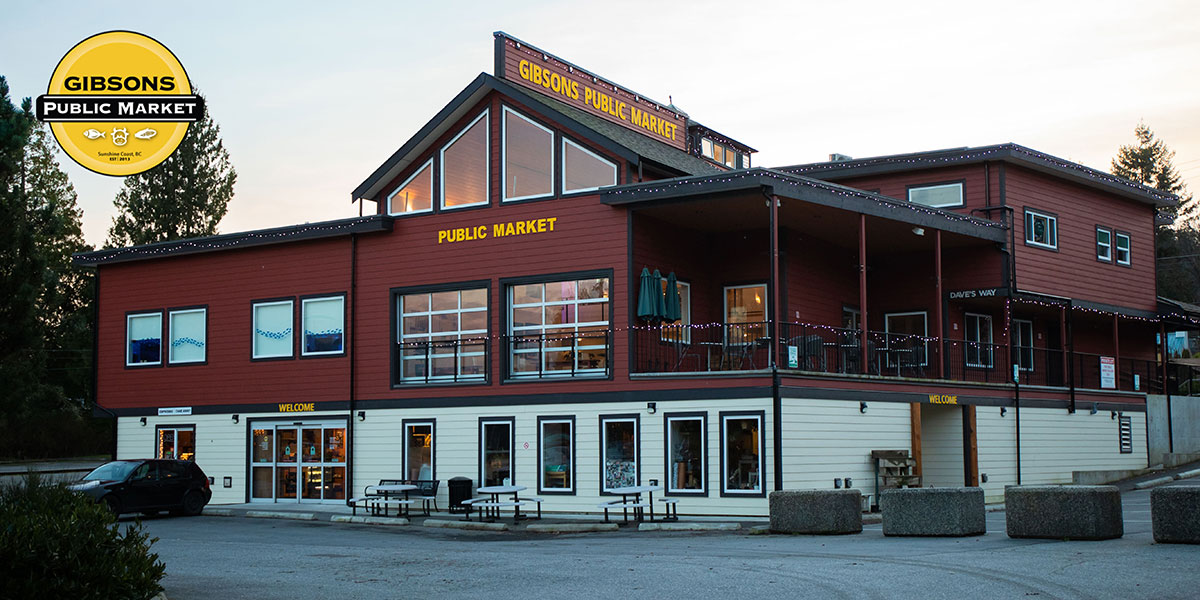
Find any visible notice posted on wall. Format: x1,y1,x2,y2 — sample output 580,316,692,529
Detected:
1099,356,1116,390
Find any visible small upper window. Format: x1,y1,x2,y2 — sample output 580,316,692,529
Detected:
700,137,740,169
127,312,162,366
908,183,963,208
1096,228,1112,262
563,138,617,193
502,108,553,202
387,159,433,215
302,296,345,356
253,300,293,359
1025,209,1058,250
1115,232,1131,265
168,308,206,364
440,111,489,210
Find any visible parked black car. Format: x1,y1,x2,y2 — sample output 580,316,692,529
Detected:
70,459,212,517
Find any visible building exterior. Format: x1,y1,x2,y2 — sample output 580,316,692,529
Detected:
77,33,1183,515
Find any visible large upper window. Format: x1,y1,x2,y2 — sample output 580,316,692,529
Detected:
965,313,994,368
722,412,763,495
127,312,162,366
502,108,553,202
387,159,433,215
253,300,293,359
440,111,489,209
302,296,345,356
601,416,638,492
666,413,706,495
1115,232,1131,265
168,308,206,364
885,311,928,367
539,417,574,493
397,287,487,384
725,284,766,344
1025,209,1058,250
908,182,963,208
562,138,617,193
509,277,609,378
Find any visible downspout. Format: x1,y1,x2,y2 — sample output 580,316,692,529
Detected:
346,234,358,506
763,187,783,493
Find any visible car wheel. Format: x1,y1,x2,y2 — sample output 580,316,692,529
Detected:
102,494,122,516
181,490,205,516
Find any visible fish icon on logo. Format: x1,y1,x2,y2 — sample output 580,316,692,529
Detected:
82,128,105,140
134,128,157,140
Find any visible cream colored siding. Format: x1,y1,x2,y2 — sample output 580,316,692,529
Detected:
976,407,1017,503
920,404,964,488
1017,407,1147,485
779,398,910,504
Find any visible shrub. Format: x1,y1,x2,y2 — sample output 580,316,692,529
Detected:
0,473,165,600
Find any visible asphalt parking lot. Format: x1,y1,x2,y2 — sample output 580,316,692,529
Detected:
139,481,1199,600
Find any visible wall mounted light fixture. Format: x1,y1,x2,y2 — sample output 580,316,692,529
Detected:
232,414,239,424
647,402,657,415
912,227,925,236
1090,403,1098,415
358,410,366,422
1000,407,1007,417
1111,411,1117,420
139,417,147,426
859,401,868,413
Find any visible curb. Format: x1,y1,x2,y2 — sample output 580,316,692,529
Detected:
638,522,740,532
1175,468,1200,480
201,508,235,517
423,518,509,531
748,525,770,535
331,515,410,526
1134,476,1174,490
245,510,318,521
527,522,619,533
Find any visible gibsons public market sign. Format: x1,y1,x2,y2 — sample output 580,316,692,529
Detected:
496,33,687,150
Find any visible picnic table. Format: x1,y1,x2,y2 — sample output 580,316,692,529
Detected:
372,483,418,517
601,484,665,523
468,484,530,523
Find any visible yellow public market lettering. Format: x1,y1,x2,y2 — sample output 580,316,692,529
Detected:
928,394,958,405
438,217,557,244
278,403,315,412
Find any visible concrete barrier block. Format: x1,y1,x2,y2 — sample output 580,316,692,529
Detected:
881,487,986,537
1152,486,1200,544
769,490,862,535
1005,485,1122,540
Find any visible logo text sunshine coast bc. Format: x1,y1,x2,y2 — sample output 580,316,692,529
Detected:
35,31,204,176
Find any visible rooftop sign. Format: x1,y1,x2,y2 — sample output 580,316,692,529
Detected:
495,32,687,150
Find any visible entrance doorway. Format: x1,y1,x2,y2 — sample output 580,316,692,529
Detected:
918,404,965,487
250,420,347,503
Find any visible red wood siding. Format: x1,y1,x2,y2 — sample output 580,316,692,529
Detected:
838,164,1002,220
1007,166,1157,311
97,238,353,411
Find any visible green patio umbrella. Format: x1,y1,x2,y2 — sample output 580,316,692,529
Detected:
636,267,660,321
663,271,681,322
652,269,667,321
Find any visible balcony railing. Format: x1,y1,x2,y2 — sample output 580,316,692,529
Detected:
394,338,489,385
632,321,1161,393
503,329,611,380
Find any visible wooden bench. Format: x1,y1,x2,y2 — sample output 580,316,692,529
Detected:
599,500,649,523
658,497,679,521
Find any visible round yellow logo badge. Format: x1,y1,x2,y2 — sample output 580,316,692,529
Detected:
36,31,203,176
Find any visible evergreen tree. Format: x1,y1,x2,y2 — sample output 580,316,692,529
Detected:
107,91,236,247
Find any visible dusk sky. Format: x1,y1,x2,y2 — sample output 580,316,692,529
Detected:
5,0,1200,247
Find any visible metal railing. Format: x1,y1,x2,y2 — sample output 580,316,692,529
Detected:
503,329,612,380
632,321,771,373
393,338,489,385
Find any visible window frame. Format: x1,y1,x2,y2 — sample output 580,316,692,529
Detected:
478,417,515,488
1014,319,1034,372
1024,208,1058,250
964,312,994,368
167,306,207,366
439,109,490,211
386,158,434,216
126,310,164,368
723,283,768,345
537,415,576,495
401,418,436,481
719,410,766,498
300,294,347,358
664,412,708,497
598,414,640,495
883,310,929,367
906,180,965,209
1114,231,1131,266
501,269,614,382
501,106,555,203
391,280,491,387
1096,226,1112,263
561,137,618,195
661,280,691,343
154,424,196,461
251,298,295,361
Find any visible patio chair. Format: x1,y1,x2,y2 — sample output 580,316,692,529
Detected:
414,479,440,515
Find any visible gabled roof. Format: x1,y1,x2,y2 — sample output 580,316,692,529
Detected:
352,73,721,203
73,215,392,267
780,143,1176,208
1159,296,1200,329
601,167,1008,243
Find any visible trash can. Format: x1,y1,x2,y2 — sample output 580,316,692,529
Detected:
448,477,473,513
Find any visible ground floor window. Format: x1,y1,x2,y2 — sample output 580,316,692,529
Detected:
251,420,346,502
539,417,574,493
156,426,195,461
965,313,994,368
404,420,435,481
480,418,513,487
666,413,706,494
721,412,763,495
601,415,638,491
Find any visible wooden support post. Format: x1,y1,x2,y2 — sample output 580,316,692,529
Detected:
963,405,979,487
859,214,869,373
1113,314,1120,386
910,403,923,479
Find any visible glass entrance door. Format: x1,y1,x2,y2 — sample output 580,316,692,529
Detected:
250,420,346,503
